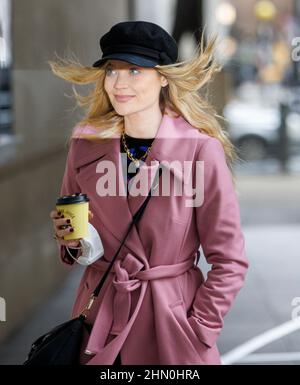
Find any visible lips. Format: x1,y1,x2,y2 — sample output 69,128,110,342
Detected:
115,95,135,102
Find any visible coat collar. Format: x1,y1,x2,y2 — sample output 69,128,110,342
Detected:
72,109,193,262
73,109,192,182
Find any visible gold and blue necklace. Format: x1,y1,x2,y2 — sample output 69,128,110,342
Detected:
121,129,154,169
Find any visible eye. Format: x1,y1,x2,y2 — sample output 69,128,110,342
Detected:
105,67,115,76
129,68,140,75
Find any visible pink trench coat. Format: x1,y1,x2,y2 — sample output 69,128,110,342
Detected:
58,110,249,365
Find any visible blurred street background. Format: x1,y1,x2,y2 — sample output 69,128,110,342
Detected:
0,0,299,365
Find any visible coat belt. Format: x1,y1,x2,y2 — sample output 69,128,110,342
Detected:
83,251,196,363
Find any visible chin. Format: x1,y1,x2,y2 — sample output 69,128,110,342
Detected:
113,105,141,116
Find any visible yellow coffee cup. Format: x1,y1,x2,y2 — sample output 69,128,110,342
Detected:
56,193,89,240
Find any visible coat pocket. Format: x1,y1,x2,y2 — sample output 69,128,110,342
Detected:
168,299,210,361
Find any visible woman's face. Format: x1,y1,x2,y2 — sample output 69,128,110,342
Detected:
104,60,168,116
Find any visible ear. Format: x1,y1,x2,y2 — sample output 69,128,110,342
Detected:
160,75,168,87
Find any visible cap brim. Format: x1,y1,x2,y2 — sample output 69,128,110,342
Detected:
92,53,158,68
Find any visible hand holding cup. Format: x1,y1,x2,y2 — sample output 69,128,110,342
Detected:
50,193,92,248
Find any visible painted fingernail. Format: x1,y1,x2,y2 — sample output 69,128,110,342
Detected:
70,228,74,232
66,219,71,224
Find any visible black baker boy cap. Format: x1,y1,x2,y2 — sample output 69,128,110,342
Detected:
92,21,178,68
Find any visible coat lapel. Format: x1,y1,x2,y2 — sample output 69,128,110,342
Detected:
72,110,192,261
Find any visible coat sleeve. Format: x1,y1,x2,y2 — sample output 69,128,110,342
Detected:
57,138,82,266
187,137,249,348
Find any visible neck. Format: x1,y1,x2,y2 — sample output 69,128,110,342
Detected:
123,104,163,139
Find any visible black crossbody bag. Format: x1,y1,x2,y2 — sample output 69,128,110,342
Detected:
23,167,162,365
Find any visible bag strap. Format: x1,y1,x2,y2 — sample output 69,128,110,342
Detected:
80,165,162,318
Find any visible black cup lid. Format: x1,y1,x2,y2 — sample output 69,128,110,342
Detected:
56,193,89,205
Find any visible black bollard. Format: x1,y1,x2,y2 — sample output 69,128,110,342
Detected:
278,102,289,173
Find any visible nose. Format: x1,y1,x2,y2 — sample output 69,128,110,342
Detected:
113,71,130,89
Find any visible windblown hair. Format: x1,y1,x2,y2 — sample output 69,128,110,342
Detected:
48,30,241,188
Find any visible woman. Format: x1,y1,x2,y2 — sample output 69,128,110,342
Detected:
49,21,249,365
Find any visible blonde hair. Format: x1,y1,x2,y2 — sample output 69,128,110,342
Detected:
48,30,241,188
